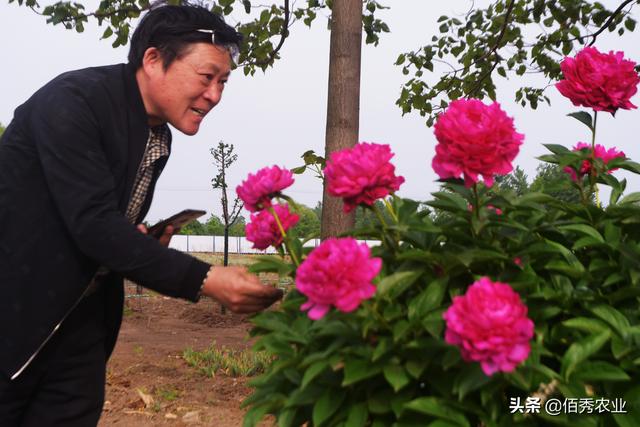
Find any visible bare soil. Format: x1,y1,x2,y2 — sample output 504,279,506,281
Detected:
99,284,269,427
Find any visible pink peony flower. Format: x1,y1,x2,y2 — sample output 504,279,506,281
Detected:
236,166,294,212
563,142,626,181
556,47,640,114
324,142,405,213
245,204,299,250
443,277,534,376
296,238,381,320
513,257,523,268
432,99,524,187
487,205,503,215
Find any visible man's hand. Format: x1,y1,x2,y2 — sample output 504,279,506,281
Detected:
137,223,177,247
201,266,283,314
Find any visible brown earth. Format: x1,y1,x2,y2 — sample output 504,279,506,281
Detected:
98,284,272,427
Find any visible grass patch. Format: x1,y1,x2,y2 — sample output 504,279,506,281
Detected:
155,385,181,402
183,342,272,377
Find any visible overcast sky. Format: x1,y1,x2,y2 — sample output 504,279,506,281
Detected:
1,0,639,223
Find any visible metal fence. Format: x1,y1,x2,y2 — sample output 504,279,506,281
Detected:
168,235,380,253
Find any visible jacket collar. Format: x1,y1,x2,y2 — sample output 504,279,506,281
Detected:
119,64,170,212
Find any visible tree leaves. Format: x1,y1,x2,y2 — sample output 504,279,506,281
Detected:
396,0,638,126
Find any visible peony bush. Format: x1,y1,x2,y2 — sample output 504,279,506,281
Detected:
241,47,640,427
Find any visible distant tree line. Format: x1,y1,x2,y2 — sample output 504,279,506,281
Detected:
178,199,402,239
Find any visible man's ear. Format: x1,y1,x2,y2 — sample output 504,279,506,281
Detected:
141,47,163,76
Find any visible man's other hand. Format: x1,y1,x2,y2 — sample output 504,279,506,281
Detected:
136,223,177,247
201,266,283,314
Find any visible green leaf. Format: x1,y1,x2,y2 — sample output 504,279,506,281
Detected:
277,407,297,427
527,239,585,273
619,192,640,205
557,224,604,243
301,360,329,390
368,389,393,414
572,361,631,381
383,364,411,392
291,165,307,174
512,191,557,206
614,411,640,427
561,330,611,379
618,160,640,175
428,191,469,213
452,364,491,399
457,249,508,267
403,397,470,427
543,143,571,155
572,236,604,250
378,270,422,297
312,389,345,426
342,359,381,386
567,111,593,130
589,305,631,338
243,402,273,427
248,255,294,275
408,278,447,320
405,359,428,379
562,317,610,334
345,402,368,427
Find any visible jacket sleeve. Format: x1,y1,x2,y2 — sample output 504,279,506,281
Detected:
28,79,209,302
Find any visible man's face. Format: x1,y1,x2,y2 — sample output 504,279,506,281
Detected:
145,42,232,135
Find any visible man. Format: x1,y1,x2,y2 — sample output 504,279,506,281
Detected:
0,3,282,425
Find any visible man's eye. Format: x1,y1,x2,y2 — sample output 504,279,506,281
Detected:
201,74,214,82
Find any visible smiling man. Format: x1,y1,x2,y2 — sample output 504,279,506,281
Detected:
0,3,282,426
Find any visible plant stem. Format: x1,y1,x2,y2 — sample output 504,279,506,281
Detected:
372,203,388,228
473,184,480,219
268,206,300,266
591,111,600,207
372,204,400,253
383,197,399,222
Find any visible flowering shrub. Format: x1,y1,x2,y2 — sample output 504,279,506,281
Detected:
325,142,405,212
556,47,639,114
563,143,626,182
236,165,294,212
432,99,523,187
297,237,381,320
242,47,640,427
443,277,534,376
245,203,299,250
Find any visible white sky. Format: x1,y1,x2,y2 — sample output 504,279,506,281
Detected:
1,0,639,222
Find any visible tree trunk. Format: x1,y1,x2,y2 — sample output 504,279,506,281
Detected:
221,226,230,314
223,226,229,267
320,0,362,239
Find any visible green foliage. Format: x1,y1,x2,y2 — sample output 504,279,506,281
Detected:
355,200,394,229
178,213,247,235
228,214,246,236
243,113,640,425
0,122,5,139
292,203,321,240
495,165,529,197
183,341,272,377
396,0,639,126
13,0,390,75
530,163,583,204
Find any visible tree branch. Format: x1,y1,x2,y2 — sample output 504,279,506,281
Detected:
245,0,291,67
587,0,637,46
467,0,516,97
29,4,148,24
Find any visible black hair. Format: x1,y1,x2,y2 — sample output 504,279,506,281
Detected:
128,1,242,70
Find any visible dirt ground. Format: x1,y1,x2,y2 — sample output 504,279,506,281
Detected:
99,283,270,427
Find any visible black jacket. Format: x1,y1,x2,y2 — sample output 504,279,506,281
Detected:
0,63,210,379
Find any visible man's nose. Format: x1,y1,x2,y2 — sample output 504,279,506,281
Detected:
203,84,223,105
